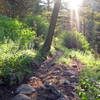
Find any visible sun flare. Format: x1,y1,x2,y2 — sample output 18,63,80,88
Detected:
70,0,83,9
64,0,83,9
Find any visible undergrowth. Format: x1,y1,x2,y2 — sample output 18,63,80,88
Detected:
0,42,37,86
0,15,39,86
56,46,100,99
55,31,100,100
0,14,100,99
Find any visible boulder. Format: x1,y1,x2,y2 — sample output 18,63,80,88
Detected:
16,84,35,95
12,94,31,100
36,84,63,100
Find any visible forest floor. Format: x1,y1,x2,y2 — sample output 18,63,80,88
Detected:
0,50,84,100
28,58,83,100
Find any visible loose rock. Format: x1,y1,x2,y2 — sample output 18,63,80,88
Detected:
16,84,35,94
72,64,77,68
59,79,70,86
58,97,65,100
37,85,63,100
66,70,76,76
12,94,31,100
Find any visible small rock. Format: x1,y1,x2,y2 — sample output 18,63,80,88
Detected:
71,82,78,87
45,81,51,87
63,65,70,70
16,84,35,94
70,77,78,83
63,80,70,85
64,95,69,100
46,85,61,98
59,80,70,86
37,85,62,100
70,75,76,78
12,94,31,100
66,70,76,76
72,64,77,68
36,86,46,93
29,76,38,81
49,62,56,66
58,97,65,100
51,70,60,74
28,77,44,88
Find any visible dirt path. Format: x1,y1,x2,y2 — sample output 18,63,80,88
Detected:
0,50,84,100
27,56,83,100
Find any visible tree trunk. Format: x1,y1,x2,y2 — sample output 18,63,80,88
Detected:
41,0,61,56
0,0,8,15
47,0,50,11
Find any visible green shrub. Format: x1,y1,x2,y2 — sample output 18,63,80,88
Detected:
67,50,100,99
0,15,36,49
57,30,89,51
24,15,49,38
18,28,36,49
54,41,100,99
0,43,37,85
0,15,22,41
78,67,100,100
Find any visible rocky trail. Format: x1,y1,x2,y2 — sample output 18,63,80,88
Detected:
0,51,84,100
12,56,83,100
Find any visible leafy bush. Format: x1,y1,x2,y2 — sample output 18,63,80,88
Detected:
0,15,40,86
24,15,49,38
0,15,36,49
0,15,39,86
0,42,37,85
64,49,100,99
54,40,100,99
78,67,100,100
57,30,89,51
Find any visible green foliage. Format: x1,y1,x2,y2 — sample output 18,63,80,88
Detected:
78,67,100,100
55,40,100,99
0,15,36,49
57,30,89,51
24,15,49,38
0,15,38,86
65,49,100,99
0,42,37,85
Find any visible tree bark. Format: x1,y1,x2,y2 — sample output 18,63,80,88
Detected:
42,0,61,56
0,0,8,15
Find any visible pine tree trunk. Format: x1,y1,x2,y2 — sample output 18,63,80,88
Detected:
0,0,8,15
42,0,61,56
